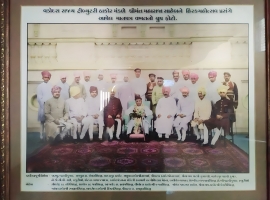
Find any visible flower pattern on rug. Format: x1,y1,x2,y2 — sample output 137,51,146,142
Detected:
182,148,204,155
88,157,111,167
114,157,137,166
164,157,186,168
117,147,138,154
189,158,210,168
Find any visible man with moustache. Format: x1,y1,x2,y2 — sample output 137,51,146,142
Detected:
190,87,212,143
152,77,164,116
37,70,53,140
222,72,238,110
189,73,200,100
66,86,92,144
145,73,156,109
107,73,118,92
82,71,92,98
44,85,72,145
117,74,134,113
94,70,108,93
173,87,195,142
57,73,70,100
179,70,192,89
104,87,123,141
155,86,177,140
170,70,181,101
131,68,147,101
206,71,221,106
70,71,87,100
85,86,104,141
203,85,234,148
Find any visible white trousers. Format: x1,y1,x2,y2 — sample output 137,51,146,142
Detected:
211,128,222,145
107,119,121,139
158,133,170,138
87,116,104,139
127,119,149,135
176,129,186,141
70,117,92,139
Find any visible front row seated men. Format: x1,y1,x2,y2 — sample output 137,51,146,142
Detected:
104,87,123,141
155,86,177,141
44,85,72,145
66,86,92,144
125,95,153,139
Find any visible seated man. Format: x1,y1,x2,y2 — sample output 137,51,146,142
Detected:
155,86,177,141
44,85,72,145
204,85,234,148
66,86,92,143
190,87,212,143
125,95,153,140
85,86,104,141
104,87,122,141
173,87,194,142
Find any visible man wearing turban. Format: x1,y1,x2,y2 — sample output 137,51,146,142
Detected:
57,72,70,100
66,86,92,143
93,70,108,94
173,87,195,142
104,87,123,141
155,86,177,140
117,74,134,113
70,71,87,100
44,85,72,145
82,70,93,98
85,86,104,141
203,85,234,148
205,71,222,106
125,95,153,140
130,68,147,101
170,70,181,101
189,73,200,100
179,69,192,89
152,77,165,116
107,73,119,93
190,87,212,144
37,70,53,140
222,72,238,111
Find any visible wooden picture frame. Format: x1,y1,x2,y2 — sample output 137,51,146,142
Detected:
1,0,268,199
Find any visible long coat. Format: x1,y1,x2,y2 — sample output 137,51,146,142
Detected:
37,82,52,122
44,97,69,138
204,97,234,135
104,97,122,128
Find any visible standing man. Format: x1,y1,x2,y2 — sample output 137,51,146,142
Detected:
155,86,177,140
95,70,108,93
107,73,118,92
85,86,104,141
170,70,181,101
173,87,195,142
104,87,123,141
204,85,234,148
222,72,238,110
44,85,72,145
131,68,147,101
82,71,92,98
125,95,153,139
66,86,92,144
206,71,221,106
145,73,156,109
57,73,69,100
190,87,212,143
189,73,200,100
152,77,164,116
70,71,87,100
117,74,134,112
180,70,192,88
37,70,53,140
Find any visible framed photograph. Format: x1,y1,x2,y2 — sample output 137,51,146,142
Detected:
1,0,268,199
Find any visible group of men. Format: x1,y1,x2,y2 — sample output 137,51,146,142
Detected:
36,68,238,148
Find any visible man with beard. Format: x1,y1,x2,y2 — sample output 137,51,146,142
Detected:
189,73,200,100
203,85,234,148
37,70,53,140
85,86,104,141
70,71,87,100
125,95,152,140
66,86,92,144
145,73,156,109
152,77,164,115
104,87,123,141
222,72,238,110
190,87,212,143
117,74,134,113
155,86,177,140
44,85,72,145
82,71,93,98
173,87,195,142
57,73,69,100
131,68,147,101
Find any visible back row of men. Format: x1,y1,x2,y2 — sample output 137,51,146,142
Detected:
37,69,238,147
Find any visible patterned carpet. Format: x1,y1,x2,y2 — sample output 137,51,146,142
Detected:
26,139,249,173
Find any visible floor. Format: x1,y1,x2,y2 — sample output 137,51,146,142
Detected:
26,132,249,159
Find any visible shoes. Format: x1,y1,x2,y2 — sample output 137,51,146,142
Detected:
98,137,102,141
73,140,78,144
210,144,215,149
201,143,208,147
